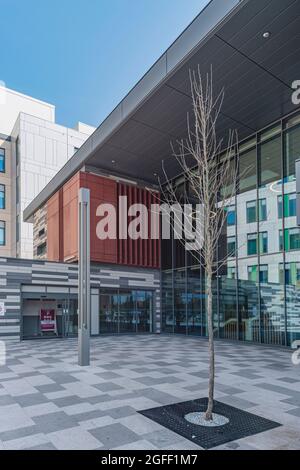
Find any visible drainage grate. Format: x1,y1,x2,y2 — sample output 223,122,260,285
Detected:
139,398,281,449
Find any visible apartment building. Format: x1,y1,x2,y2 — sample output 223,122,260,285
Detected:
0,85,95,259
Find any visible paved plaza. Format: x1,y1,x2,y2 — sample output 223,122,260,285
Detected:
0,335,299,450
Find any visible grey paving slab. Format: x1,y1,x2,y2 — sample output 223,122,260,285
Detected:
14,393,48,407
27,442,57,450
90,423,140,449
143,429,185,448
107,406,138,419
33,412,78,433
94,382,124,392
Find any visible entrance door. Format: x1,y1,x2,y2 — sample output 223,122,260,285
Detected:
119,291,136,333
99,292,119,334
136,291,153,333
22,292,79,339
62,298,79,337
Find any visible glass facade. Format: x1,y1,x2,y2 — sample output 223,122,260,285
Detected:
161,111,300,347
99,289,153,334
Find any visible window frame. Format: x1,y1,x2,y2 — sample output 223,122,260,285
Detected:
0,220,6,246
0,184,5,210
0,148,5,173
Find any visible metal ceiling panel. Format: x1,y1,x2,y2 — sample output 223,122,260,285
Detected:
24,0,300,222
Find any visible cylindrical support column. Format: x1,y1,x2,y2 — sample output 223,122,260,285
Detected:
78,188,90,366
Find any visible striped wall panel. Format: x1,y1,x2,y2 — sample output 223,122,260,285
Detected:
0,257,161,339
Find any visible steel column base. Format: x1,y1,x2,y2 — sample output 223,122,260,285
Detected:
78,327,90,366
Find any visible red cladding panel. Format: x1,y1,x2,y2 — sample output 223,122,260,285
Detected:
117,182,160,269
46,172,160,268
80,173,118,264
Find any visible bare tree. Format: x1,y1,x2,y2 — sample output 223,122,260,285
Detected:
159,67,239,421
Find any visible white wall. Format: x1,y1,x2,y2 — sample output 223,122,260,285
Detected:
0,86,55,136
17,113,95,259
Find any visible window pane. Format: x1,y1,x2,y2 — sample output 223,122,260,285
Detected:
247,234,257,256
162,271,173,333
0,221,5,245
259,265,268,283
227,267,236,279
187,267,202,336
174,269,187,334
0,149,5,173
227,236,236,257
259,136,281,187
239,148,257,193
289,194,296,217
289,228,300,250
246,201,256,223
260,125,281,143
284,124,300,181
248,265,258,282
278,196,283,219
227,206,236,226
284,113,300,129
259,199,267,221
259,232,268,254
279,230,284,251
0,185,5,210
219,277,237,340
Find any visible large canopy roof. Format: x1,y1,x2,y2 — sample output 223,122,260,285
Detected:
24,0,300,221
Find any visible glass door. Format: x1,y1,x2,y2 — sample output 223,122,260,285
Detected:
136,291,153,333
63,297,78,337
99,291,119,334
119,291,136,333
99,289,154,334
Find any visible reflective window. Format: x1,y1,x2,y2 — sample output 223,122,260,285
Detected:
37,242,46,256
0,149,5,173
239,147,257,194
259,136,281,187
284,124,300,181
227,236,236,257
278,193,296,218
247,232,268,256
248,265,268,283
247,233,259,256
100,290,153,334
259,232,268,254
0,221,5,246
246,199,267,223
0,184,5,210
279,228,300,251
246,201,256,224
227,267,236,279
279,263,300,287
226,206,236,226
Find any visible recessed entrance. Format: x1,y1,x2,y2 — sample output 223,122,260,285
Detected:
22,290,79,339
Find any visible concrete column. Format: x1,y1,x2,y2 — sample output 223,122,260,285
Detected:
78,188,90,366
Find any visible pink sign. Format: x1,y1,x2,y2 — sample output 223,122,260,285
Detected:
40,309,56,332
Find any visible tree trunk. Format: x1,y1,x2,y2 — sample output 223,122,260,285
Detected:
205,270,215,421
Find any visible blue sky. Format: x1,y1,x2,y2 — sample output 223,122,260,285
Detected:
1,0,209,128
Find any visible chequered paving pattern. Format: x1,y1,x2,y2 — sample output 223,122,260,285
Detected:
0,335,299,450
